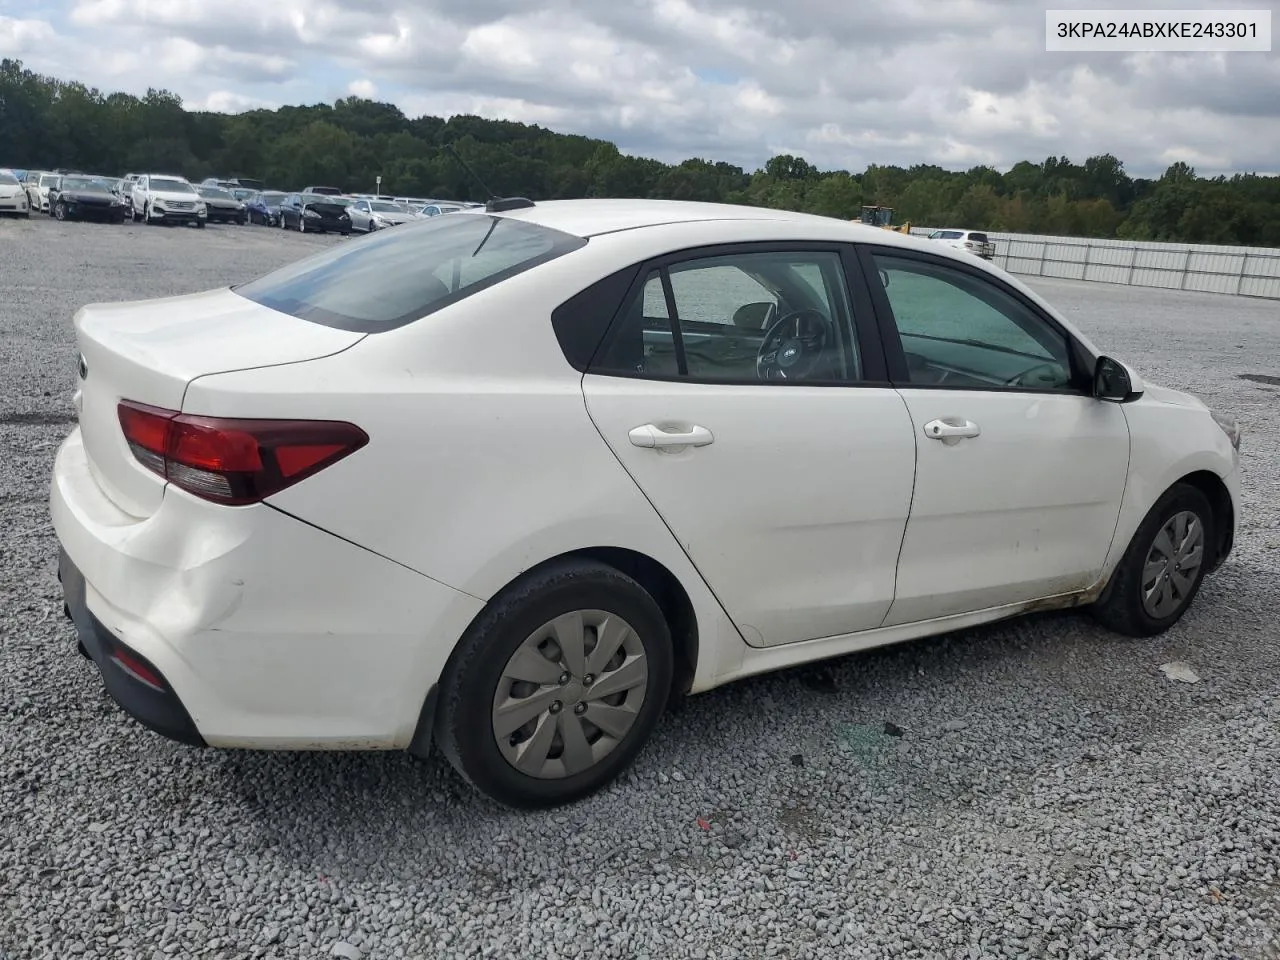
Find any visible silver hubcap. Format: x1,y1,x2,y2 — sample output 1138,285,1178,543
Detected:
492,610,648,779
1141,510,1205,618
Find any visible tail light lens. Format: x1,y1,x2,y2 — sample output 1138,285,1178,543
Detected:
118,400,368,505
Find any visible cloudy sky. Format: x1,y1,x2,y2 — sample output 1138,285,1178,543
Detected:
1,0,1277,176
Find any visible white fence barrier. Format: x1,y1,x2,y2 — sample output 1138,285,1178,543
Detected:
908,228,1280,300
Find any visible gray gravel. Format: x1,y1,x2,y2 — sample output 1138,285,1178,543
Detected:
2,215,1280,959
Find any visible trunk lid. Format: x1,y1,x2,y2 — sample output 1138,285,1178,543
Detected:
74,287,365,517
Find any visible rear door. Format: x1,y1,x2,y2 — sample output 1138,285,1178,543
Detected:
581,243,916,648
856,245,1130,625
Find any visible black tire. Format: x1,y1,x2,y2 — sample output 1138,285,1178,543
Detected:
54,202,66,221
435,559,674,809
1090,483,1215,637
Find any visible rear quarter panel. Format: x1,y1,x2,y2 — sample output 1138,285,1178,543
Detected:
180,229,770,691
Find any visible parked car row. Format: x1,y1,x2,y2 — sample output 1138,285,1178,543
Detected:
2,167,480,235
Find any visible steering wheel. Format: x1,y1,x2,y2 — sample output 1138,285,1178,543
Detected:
756,309,834,381
1004,361,1065,388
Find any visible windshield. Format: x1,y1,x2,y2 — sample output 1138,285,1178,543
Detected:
199,187,233,199
233,214,586,333
259,192,286,204
60,177,106,191
40,174,60,187
307,196,352,207
370,201,404,213
0,172,18,186
151,178,195,194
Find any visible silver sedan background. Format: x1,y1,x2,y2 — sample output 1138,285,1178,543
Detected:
347,198,418,232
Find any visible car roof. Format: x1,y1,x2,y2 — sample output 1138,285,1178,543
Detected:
490,198,928,247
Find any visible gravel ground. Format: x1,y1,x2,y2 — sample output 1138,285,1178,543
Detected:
2,215,1279,960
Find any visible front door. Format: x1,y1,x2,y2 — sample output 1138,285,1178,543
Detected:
581,244,917,647
860,247,1131,626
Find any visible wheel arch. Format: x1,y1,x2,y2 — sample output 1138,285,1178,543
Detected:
449,546,700,699
412,545,703,762
1174,469,1234,572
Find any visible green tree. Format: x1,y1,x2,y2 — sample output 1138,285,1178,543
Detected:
1,57,1275,246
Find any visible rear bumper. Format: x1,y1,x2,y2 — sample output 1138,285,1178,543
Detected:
59,549,206,746
50,426,485,749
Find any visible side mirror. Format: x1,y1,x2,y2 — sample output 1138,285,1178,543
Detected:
1093,356,1143,402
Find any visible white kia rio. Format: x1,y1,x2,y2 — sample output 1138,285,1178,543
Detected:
51,198,1242,808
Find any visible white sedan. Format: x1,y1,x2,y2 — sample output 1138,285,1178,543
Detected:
51,198,1242,808
0,170,30,216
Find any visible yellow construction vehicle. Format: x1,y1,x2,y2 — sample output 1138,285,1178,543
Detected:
857,205,912,234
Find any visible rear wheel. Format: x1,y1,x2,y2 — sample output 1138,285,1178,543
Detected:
1091,483,1215,637
435,559,674,809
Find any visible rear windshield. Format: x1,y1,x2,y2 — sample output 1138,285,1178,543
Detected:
233,214,587,332
967,232,989,243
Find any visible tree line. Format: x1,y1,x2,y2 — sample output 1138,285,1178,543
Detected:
3,58,1277,246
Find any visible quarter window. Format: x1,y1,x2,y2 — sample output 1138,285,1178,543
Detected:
870,254,1076,391
593,250,860,384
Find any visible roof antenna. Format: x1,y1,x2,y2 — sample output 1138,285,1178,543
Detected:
444,143,535,213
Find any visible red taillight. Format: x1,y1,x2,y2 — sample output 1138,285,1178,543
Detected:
117,400,368,505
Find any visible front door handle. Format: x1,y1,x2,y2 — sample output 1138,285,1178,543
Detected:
923,418,980,442
628,423,715,448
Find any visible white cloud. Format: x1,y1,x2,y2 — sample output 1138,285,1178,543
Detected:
8,0,1274,176
190,90,279,113
0,15,56,53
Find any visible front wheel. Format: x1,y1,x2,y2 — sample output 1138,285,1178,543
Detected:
1090,483,1215,637
435,559,674,809
54,202,66,221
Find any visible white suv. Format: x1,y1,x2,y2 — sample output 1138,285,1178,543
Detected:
131,174,208,227
929,228,996,260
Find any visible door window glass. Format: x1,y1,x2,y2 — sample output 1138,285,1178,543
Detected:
594,250,860,383
871,254,1075,391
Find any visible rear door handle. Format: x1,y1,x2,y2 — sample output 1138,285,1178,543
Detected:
924,418,980,442
628,424,715,448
